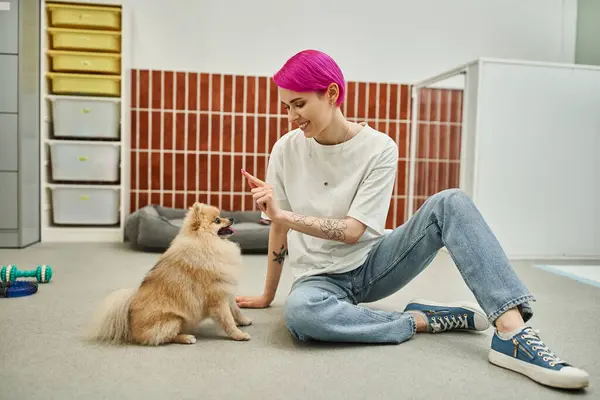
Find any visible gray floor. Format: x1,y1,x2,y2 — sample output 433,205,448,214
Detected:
0,243,598,400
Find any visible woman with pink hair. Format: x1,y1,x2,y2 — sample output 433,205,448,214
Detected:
237,49,589,390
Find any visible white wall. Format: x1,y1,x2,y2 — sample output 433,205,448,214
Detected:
122,0,578,83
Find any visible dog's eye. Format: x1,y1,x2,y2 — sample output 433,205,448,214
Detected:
215,218,221,224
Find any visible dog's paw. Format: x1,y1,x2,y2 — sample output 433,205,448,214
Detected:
173,334,197,344
232,332,251,341
183,335,197,344
236,318,252,327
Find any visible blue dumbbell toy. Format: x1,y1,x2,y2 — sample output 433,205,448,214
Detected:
1,265,53,284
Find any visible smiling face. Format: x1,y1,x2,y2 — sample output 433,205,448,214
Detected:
279,84,338,139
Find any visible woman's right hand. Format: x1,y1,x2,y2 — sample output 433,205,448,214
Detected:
235,294,273,308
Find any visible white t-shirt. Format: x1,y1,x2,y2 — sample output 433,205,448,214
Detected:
262,123,399,281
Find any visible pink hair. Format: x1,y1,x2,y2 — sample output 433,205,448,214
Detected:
273,49,346,106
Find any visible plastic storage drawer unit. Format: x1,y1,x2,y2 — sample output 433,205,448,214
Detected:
49,141,120,182
48,96,121,139
46,3,122,30
46,72,121,96
47,28,121,53
51,186,120,225
47,50,121,74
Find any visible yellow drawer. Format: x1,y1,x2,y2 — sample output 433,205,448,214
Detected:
46,3,121,30
47,50,121,74
47,73,121,97
48,28,121,53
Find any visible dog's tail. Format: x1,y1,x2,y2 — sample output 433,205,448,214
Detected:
86,287,136,344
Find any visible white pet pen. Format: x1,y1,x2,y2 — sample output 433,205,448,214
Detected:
408,58,600,261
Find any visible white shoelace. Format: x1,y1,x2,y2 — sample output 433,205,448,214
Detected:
430,314,468,332
521,328,566,367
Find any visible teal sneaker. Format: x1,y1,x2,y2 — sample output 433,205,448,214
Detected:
489,327,589,389
404,299,490,333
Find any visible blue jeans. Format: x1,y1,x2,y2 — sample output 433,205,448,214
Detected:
284,189,535,344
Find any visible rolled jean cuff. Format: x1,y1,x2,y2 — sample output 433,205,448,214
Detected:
488,294,536,324
488,294,536,325
406,312,417,338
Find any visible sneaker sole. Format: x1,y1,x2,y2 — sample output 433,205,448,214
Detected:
407,299,490,331
489,349,589,389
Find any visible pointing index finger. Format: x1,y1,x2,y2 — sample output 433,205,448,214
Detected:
241,169,265,187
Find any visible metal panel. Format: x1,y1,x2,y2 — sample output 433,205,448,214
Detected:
0,55,18,113
0,172,18,229
0,113,18,171
0,0,19,54
0,231,19,247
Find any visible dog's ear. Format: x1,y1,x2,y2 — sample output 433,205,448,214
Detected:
184,202,205,232
191,202,205,213
186,202,204,220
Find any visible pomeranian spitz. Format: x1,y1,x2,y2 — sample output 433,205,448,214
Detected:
87,202,252,345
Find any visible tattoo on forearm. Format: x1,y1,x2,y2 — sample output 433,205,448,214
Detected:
272,245,288,264
319,218,348,241
292,214,311,225
291,213,348,242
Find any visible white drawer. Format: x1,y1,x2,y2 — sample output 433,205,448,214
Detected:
49,95,120,139
49,141,120,182
51,186,120,225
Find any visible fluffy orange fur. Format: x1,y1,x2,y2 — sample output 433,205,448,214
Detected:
86,202,252,345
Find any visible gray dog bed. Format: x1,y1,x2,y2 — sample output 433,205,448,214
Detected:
125,205,270,253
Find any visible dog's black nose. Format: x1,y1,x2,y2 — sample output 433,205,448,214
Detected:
229,218,235,224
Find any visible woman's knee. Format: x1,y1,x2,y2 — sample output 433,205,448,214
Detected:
284,288,329,341
433,188,472,208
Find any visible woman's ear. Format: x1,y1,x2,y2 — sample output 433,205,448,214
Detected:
327,83,339,104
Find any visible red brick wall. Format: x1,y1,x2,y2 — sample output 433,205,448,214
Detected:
129,69,462,229
413,87,463,213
